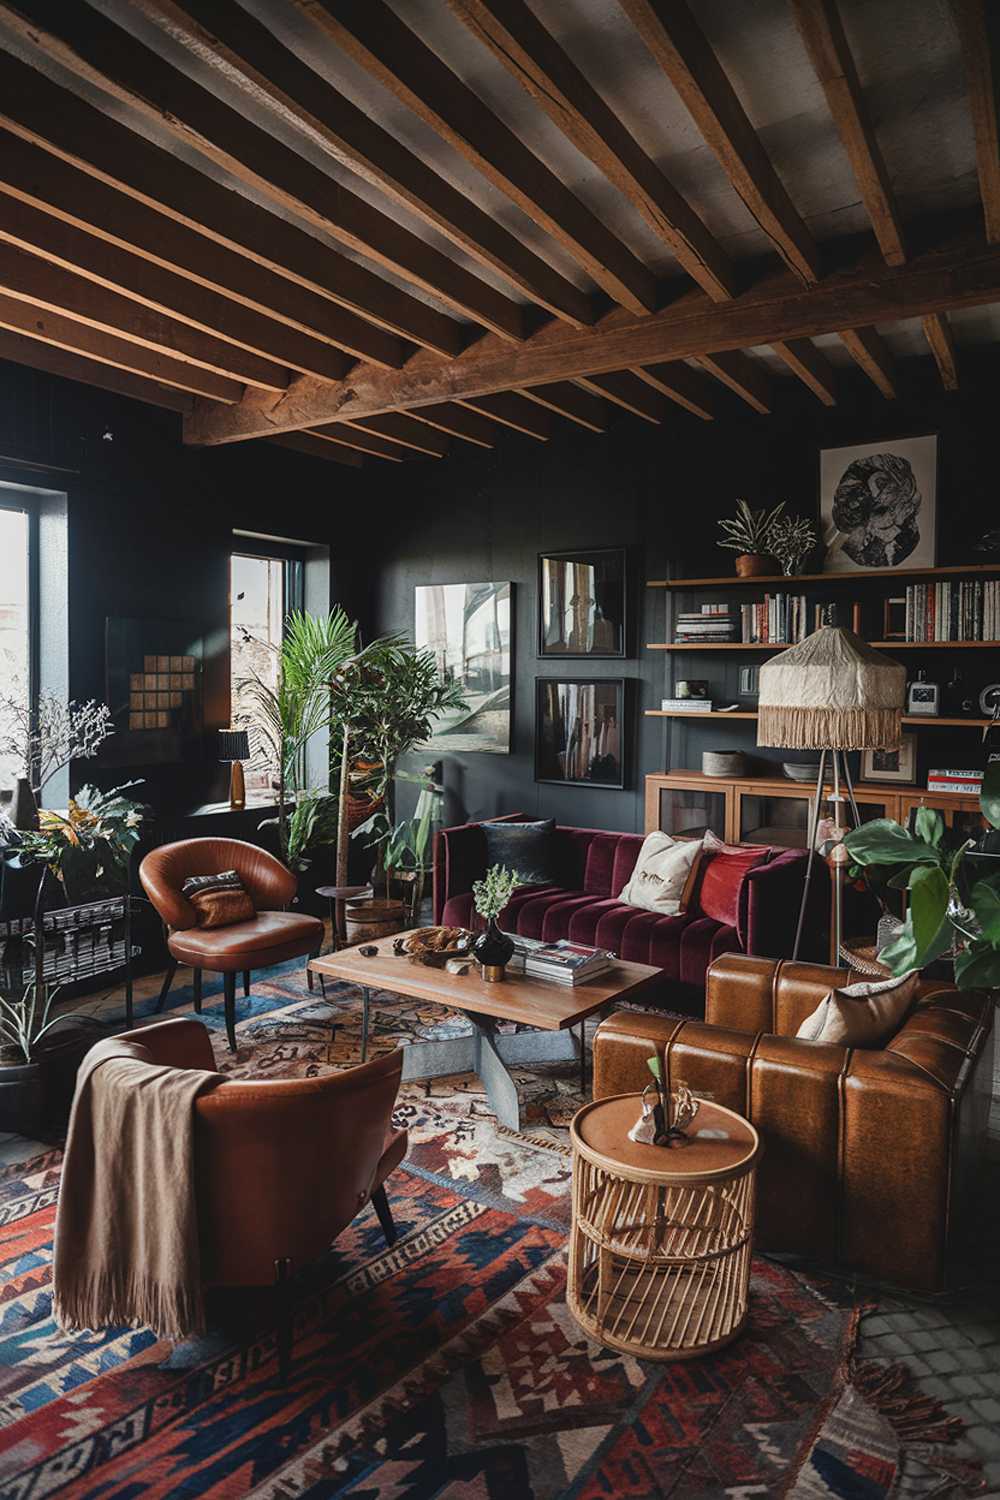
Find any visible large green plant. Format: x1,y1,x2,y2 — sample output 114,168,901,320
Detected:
843,761,1000,987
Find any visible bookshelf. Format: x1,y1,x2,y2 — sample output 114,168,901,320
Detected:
644,709,993,727
648,563,1000,588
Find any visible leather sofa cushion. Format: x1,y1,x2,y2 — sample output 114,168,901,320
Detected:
168,910,322,970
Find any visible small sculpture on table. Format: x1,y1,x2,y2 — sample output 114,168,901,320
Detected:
628,1056,701,1147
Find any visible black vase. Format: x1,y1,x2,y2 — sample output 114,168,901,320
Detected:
473,917,514,982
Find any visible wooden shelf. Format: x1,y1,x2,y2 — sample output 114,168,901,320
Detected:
647,562,1000,588
645,709,992,726
870,640,1000,649
648,641,791,651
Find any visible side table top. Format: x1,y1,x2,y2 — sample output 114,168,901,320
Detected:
572,1093,759,1182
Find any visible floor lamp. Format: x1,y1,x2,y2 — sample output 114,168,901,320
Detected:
757,627,905,961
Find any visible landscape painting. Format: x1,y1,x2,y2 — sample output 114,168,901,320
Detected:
415,582,512,754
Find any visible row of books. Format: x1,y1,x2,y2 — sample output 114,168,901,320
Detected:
739,594,809,644
904,581,1000,642
660,696,713,711
674,607,737,642
507,937,614,986
926,768,984,794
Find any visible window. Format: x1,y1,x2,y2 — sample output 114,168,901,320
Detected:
229,549,304,796
0,499,32,794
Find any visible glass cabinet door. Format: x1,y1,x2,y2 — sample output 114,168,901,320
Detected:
656,784,727,841
739,790,890,848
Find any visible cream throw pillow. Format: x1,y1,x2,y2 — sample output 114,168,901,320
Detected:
796,970,920,1048
618,832,703,915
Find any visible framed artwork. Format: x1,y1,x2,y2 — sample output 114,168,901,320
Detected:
820,434,937,572
105,616,206,765
861,734,917,783
538,547,627,658
414,581,512,754
535,678,625,788
882,597,907,639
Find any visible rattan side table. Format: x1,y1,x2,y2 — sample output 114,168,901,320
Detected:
567,1093,760,1360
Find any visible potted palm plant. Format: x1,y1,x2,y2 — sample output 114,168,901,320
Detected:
717,499,785,577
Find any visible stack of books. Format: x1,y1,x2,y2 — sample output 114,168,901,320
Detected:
904,580,1000,641
661,696,713,712
740,594,808,644
674,604,738,643
507,937,614,985
926,768,984,794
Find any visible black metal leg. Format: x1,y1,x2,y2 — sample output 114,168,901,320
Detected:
223,970,237,1053
371,1184,397,1247
155,958,178,1013
360,984,371,1062
243,970,251,998
273,1257,293,1385
192,968,202,1014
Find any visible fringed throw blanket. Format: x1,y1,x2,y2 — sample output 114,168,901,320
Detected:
53,1035,223,1340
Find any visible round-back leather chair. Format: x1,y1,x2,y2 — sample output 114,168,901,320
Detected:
140,838,324,1051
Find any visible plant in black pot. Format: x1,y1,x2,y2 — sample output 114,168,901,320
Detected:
0,979,63,1135
15,781,146,906
472,864,524,981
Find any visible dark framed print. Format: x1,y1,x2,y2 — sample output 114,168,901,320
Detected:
820,434,937,572
414,581,512,754
538,546,627,658
535,678,625,788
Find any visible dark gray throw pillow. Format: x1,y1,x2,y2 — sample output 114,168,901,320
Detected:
482,818,556,887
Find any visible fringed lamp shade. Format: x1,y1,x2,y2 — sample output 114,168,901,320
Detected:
757,627,905,750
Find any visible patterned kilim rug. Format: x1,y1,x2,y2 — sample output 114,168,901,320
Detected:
0,963,981,1498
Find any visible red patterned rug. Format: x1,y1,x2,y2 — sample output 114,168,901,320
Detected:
0,967,979,1498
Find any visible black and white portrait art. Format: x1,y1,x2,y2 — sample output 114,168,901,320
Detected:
820,435,937,572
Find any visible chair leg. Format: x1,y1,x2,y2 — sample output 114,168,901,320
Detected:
306,939,324,994
192,968,202,1014
371,1184,397,1247
243,970,251,998
155,958,178,1013
273,1257,293,1385
223,971,237,1053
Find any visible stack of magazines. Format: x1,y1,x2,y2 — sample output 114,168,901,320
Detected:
507,937,615,985
674,605,738,643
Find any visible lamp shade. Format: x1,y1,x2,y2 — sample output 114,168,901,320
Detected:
757,626,905,750
218,728,250,762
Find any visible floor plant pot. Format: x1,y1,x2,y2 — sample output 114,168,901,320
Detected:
0,1055,44,1136
473,918,515,981
344,898,406,945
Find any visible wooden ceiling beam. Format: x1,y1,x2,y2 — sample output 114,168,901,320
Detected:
922,313,960,390
294,0,656,314
458,393,551,440
267,432,362,466
518,382,608,432
576,372,671,423
770,337,837,404
631,361,716,419
307,425,408,462
0,293,242,403
183,229,1000,443
131,0,592,330
344,414,449,457
0,325,194,412
951,0,1000,243
695,350,772,413
447,0,735,301
0,52,463,358
0,1,526,343
408,403,498,448
839,325,896,397
618,0,820,284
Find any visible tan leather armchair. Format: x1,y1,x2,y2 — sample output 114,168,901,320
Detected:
140,838,324,1051
134,1016,407,1379
593,953,995,1292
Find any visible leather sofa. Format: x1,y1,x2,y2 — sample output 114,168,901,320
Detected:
434,818,825,1012
593,953,996,1291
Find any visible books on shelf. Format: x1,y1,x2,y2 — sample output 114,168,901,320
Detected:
507,937,615,985
926,768,984,794
904,580,1000,642
739,594,808,644
673,603,738,643
661,697,713,711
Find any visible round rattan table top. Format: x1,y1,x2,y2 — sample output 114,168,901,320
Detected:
572,1093,760,1185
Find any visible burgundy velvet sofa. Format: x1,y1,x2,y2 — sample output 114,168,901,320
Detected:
433,817,825,1013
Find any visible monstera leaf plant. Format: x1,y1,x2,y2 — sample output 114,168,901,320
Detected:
842,762,1000,988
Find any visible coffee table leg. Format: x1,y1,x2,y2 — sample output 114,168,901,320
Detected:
578,1022,587,1095
473,1020,521,1133
360,985,371,1062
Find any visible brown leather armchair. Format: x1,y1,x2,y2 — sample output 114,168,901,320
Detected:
133,1016,407,1379
593,953,995,1292
139,838,324,1051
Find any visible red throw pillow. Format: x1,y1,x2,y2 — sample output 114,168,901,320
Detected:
695,833,768,929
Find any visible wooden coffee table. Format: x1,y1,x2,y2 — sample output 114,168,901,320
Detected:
309,943,660,1131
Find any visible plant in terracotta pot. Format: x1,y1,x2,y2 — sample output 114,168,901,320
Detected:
471,864,524,981
716,499,785,577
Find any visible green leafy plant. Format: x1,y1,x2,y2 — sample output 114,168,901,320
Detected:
843,761,1000,987
0,979,63,1064
14,781,145,902
716,498,786,556
353,764,443,907
472,864,524,922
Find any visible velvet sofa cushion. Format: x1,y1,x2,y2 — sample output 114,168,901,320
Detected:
617,831,703,914
695,833,768,929
482,817,555,885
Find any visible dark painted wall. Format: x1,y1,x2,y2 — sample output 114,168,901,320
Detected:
370,353,998,834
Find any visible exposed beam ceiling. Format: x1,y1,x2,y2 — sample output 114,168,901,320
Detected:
0,324,194,411
838,326,897,399
629,362,717,420
695,351,772,414
458,391,551,440
921,312,960,390
408,403,498,448
951,0,1000,244
518,382,608,433
769,338,837,406
269,431,362,466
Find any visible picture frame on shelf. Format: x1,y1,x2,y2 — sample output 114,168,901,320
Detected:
861,734,917,783
538,547,627,658
535,678,626,788
882,597,907,639
819,433,937,573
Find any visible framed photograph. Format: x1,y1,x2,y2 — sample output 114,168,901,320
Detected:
820,434,937,572
538,547,627,658
882,597,907,639
415,582,512,754
861,734,917,784
535,678,625,788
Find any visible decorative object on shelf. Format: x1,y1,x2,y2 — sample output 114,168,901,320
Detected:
538,548,626,659
979,683,1000,718
536,678,625,788
471,863,523,980
768,512,818,576
820,434,937,572
926,768,983,794
941,668,978,718
716,498,784,577
676,679,709,698
782,760,818,782
758,626,906,959
414,581,511,753
843,761,1000,987
702,750,746,777
882,596,907,639
105,617,205,764
907,669,940,717
217,728,250,811
738,665,759,698
861,733,917,783
813,600,863,632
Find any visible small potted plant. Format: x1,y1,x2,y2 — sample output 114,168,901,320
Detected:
717,499,785,577
769,513,818,576
471,864,524,981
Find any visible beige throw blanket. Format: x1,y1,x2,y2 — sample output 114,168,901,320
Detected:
53,1036,223,1340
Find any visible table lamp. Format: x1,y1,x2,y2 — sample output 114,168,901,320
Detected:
218,728,251,811
757,626,905,960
